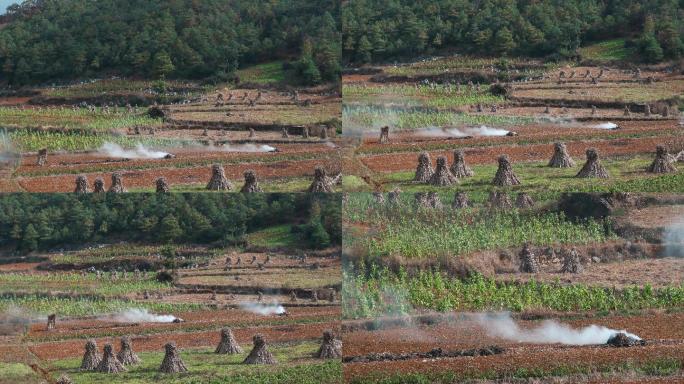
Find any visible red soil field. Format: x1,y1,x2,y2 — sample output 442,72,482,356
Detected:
343,312,684,381
15,157,340,192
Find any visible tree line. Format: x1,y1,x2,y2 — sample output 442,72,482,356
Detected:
0,0,341,85
0,193,341,253
343,0,684,64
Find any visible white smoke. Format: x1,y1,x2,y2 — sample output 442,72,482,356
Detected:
474,312,640,345
110,308,177,323
239,302,286,315
417,125,509,138
663,216,684,257
591,122,619,130
100,142,170,159
218,144,277,153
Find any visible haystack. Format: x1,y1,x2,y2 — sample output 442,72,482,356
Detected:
95,344,126,373
487,191,512,209
515,193,535,209
206,164,233,190
240,170,263,192
518,243,539,273
80,340,101,370
155,177,170,193
56,375,73,384
37,148,47,166
215,328,243,354
388,188,401,205
560,248,583,274
576,148,609,178
428,156,457,186
647,145,677,173
450,150,474,178
47,314,56,330
74,175,89,193
243,334,276,364
492,155,521,186
159,342,188,373
414,152,434,182
93,177,105,193
108,173,127,193
427,192,443,209
379,126,390,144
548,142,575,168
316,330,342,359
116,336,141,365
452,192,471,209
307,167,334,193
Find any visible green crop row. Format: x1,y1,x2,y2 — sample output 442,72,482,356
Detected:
344,195,613,259
342,266,684,319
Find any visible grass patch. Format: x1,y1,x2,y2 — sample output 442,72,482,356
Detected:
344,194,613,259
0,274,171,296
344,84,504,109
245,225,300,249
0,363,42,383
49,343,341,384
0,107,161,132
236,61,286,85
343,105,533,131
579,39,633,62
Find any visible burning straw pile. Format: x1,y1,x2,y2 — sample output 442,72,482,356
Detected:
206,164,233,190
317,330,342,359
576,148,609,178
215,328,243,354
243,334,277,364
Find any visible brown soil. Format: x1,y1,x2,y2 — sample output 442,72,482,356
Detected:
343,311,684,382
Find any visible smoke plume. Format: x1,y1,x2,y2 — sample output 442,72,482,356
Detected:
239,302,286,316
663,215,684,257
591,122,619,130
100,142,170,159
474,312,640,345
110,308,177,323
